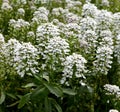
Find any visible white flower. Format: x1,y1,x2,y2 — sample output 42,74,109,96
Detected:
101,0,109,7
43,36,70,71
36,23,60,40
82,2,98,17
109,109,119,112
32,7,49,24
15,42,38,77
65,12,81,23
1,2,12,10
113,12,120,35
81,30,98,53
52,7,69,18
61,53,87,86
93,46,113,75
95,10,113,30
9,19,30,30
27,31,35,37
104,84,120,94
17,8,25,16
0,33,5,44
44,36,70,59
114,34,120,63
99,30,113,49
4,39,38,77
80,16,97,35
37,7,49,16
17,0,27,5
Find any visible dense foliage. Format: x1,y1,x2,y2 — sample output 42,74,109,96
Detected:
0,0,120,112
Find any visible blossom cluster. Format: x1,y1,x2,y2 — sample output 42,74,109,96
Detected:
104,84,120,98
61,53,87,86
0,37,38,77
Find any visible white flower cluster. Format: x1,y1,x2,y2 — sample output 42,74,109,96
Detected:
32,7,49,24
63,23,81,38
0,33,5,61
109,109,119,112
9,19,30,30
104,84,120,98
44,36,70,59
43,36,70,70
81,30,97,54
99,30,113,48
61,53,87,86
17,8,25,16
36,23,60,41
34,0,49,4
65,12,81,23
113,12,120,35
65,0,82,11
114,34,120,64
52,7,68,17
80,17,97,35
3,39,38,77
101,0,109,7
1,1,12,11
16,0,27,5
93,29,113,75
95,10,113,30
0,33,5,45
93,46,113,75
82,2,98,18
15,42,38,77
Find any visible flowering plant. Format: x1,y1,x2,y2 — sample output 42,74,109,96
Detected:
0,0,120,112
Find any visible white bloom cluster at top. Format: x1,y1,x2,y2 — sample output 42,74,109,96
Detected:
80,16,97,35
62,23,81,38
115,34,120,64
36,23,60,41
9,19,30,30
44,36,70,58
81,30,97,54
1,0,12,11
66,0,82,11
17,8,25,16
82,2,98,18
109,109,119,112
52,7,68,17
32,7,49,24
95,10,113,30
65,12,81,23
3,39,38,77
104,84,120,99
0,34,5,60
93,46,113,75
16,0,27,5
36,23,61,58
43,36,70,70
0,33,5,45
16,42,38,77
61,53,87,86
101,0,109,7
113,12,120,35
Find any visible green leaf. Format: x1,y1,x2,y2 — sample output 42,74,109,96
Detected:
42,75,49,82
18,93,31,109
62,88,76,95
0,89,5,104
45,97,52,112
50,98,62,112
31,86,46,99
23,83,36,88
44,82,63,97
6,93,17,99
